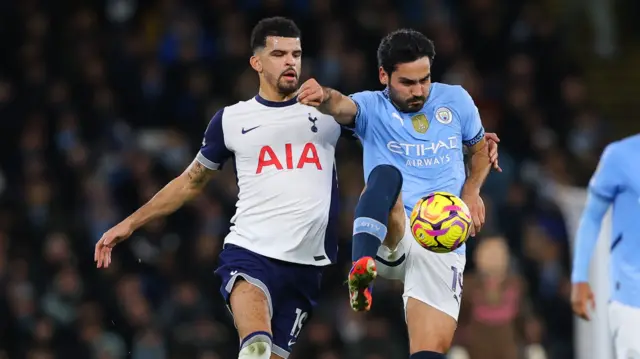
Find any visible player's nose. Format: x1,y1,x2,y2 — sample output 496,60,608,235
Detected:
411,84,426,97
284,54,297,66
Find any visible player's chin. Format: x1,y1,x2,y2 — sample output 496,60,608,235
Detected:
278,81,298,95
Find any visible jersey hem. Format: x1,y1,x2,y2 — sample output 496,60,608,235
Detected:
223,237,333,267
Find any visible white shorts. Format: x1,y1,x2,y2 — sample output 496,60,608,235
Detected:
375,214,466,321
609,301,640,358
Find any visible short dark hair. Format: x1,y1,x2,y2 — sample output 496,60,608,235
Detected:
250,17,301,52
377,29,436,75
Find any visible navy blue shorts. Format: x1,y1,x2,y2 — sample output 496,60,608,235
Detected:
215,244,324,358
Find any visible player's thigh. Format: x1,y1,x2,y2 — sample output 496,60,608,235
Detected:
216,245,275,339
609,301,640,359
229,279,272,338
403,243,466,353
405,297,458,353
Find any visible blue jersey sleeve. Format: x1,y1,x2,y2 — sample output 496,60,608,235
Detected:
588,144,620,200
348,91,378,139
457,86,485,147
196,109,232,170
571,192,611,283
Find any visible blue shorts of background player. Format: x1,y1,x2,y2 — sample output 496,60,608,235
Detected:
216,244,323,359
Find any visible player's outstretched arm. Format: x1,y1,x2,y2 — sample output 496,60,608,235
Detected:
298,78,357,126
95,159,214,268
125,160,214,228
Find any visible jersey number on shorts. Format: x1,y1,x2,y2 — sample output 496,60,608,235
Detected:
450,266,464,306
290,308,308,339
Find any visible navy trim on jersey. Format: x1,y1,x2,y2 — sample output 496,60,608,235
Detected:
323,165,340,263
463,128,485,147
611,234,623,252
255,94,298,107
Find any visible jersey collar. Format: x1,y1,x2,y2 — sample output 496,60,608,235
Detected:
255,94,298,107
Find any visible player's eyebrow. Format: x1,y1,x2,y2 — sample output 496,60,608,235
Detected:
269,49,302,56
398,74,431,84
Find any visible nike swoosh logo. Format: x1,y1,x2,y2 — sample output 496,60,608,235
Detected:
392,113,404,125
288,340,296,347
242,126,260,134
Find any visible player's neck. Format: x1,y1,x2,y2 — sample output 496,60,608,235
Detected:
258,86,297,103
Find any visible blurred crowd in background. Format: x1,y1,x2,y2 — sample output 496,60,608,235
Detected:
0,0,635,358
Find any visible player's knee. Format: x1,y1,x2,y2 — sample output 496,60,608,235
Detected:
363,164,403,207
368,164,403,189
238,331,272,359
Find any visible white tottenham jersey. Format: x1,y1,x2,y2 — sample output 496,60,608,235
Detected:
196,95,341,266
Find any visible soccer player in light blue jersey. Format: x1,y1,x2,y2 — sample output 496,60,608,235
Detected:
571,134,640,358
299,29,497,359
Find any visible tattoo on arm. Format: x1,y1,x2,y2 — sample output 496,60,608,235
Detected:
187,161,213,187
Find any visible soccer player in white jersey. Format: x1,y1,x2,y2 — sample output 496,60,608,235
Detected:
94,17,342,359
571,134,640,358
298,29,498,359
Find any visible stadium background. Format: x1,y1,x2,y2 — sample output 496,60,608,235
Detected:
0,0,638,358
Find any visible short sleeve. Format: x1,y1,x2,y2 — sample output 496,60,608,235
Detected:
196,109,232,170
457,86,485,147
588,144,620,200
348,91,378,139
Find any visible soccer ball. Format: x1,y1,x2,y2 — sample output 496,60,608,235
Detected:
409,192,472,253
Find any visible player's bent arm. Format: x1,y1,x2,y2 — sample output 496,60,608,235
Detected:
122,160,215,231
319,87,358,126
461,138,492,195
571,192,611,283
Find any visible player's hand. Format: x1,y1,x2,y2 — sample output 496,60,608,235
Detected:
95,220,134,268
461,191,485,237
484,132,502,172
571,282,595,320
298,78,326,107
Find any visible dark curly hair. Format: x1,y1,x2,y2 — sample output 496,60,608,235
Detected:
377,29,436,76
250,17,301,52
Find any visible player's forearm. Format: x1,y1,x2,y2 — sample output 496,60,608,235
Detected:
123,161,212,231
319,87,357,125
462,141,491,195
571,192,610,283
123,178,194,229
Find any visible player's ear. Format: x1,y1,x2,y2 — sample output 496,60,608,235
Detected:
379,67,388,86
250,55,262,73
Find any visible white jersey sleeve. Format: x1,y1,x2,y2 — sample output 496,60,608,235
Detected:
196,109,232,170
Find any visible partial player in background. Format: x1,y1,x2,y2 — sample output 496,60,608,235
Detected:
571,134,640,359
94,17,343,359
299,29,498,359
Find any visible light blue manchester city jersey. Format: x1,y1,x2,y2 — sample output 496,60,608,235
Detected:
350,83,485,254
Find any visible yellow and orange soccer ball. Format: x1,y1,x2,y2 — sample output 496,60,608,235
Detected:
409,192,472,253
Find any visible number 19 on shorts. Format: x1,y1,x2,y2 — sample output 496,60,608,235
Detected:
451,266,463,306
289,308,308,346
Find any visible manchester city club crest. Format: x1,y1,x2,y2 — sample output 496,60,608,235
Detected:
411,113,429,133
435,107,453,124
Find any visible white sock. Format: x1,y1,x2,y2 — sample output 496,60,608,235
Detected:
238,332,272,359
